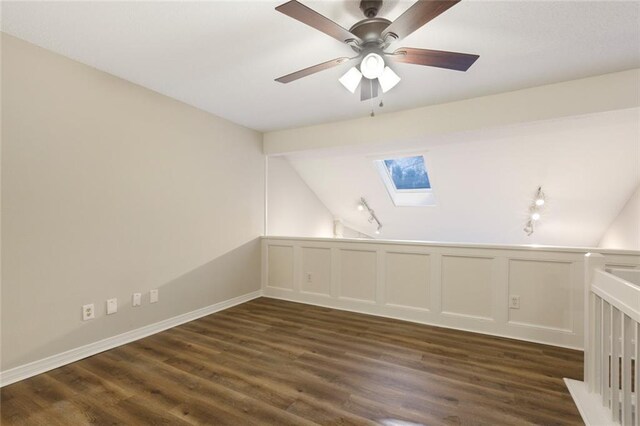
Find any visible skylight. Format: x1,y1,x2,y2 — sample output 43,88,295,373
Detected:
383,156,431,190
375,155,435,207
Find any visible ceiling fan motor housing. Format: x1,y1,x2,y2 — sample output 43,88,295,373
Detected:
359,0,383,18
349,18,391,48
353,0,390,50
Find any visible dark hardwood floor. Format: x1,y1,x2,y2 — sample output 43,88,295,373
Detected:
1,297,583,425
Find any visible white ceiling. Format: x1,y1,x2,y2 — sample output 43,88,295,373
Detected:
285,109,640,246
2,1,639,132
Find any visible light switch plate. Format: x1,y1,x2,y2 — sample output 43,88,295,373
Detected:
150,289,159,304
106,298,117,315
132,293,142,307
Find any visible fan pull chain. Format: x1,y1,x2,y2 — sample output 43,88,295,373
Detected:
370,80,376,117
371,90,384,117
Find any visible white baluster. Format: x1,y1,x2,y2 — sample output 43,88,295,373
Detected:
622,314,633,425
635,321,639,426
594,295,602,393
603,301,612,412
612,307,621,423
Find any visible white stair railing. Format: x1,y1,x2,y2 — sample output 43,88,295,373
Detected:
582,253,640,425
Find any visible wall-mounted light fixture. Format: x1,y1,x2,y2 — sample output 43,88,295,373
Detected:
357,197,382,235
524,187,546,236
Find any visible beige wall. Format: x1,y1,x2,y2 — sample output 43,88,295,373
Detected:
263,237,640,349
264,69,640,155
1,34,264,370
267,156,334,238
599,184,640,250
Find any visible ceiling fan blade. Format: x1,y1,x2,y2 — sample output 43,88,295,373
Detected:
276,0,361,44
390,47,479,71
383,0,460,42
275,57,352,83
361,79,379,101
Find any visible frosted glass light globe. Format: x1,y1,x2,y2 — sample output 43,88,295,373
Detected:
360,53,385,79
339,67,363,93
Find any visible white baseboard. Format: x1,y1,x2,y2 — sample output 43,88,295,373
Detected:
0,290,262,387
262,291,583,351
564,379,612,426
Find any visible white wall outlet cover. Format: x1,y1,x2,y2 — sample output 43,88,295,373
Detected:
132,293,142,307
509,295,521,309
150,289,159,304
106,298,117,315
82,303,95,321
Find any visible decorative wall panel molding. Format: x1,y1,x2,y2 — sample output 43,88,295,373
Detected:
262,237,640,349
266,245,294,290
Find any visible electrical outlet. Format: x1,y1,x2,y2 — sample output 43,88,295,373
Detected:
509,295,521,309
305,272,312,283
150,289,159,304
132,293,142,307
82,303,95,321
106,298,118,315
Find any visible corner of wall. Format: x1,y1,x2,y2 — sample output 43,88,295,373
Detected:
598,183,640,250
266,156,335,238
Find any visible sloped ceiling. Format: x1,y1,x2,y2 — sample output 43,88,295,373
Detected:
285,108,640,246
2,1,639,131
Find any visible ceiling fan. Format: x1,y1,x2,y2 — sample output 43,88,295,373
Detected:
274,0,479,101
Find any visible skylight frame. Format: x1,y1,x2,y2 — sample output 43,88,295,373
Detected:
374,154,436,207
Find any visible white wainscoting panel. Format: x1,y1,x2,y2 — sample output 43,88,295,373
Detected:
262,237,640,349
301,247,332,296
385,252,430,310
339,249,377,302
267,245,294,290
441,255,494,321
508,259,572,331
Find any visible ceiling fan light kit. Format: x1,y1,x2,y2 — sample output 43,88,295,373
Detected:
275,0,479,103
339,67,363,93
378,66,401,93
360,53,385,79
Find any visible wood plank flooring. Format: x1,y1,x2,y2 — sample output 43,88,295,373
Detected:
1,297,583,425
